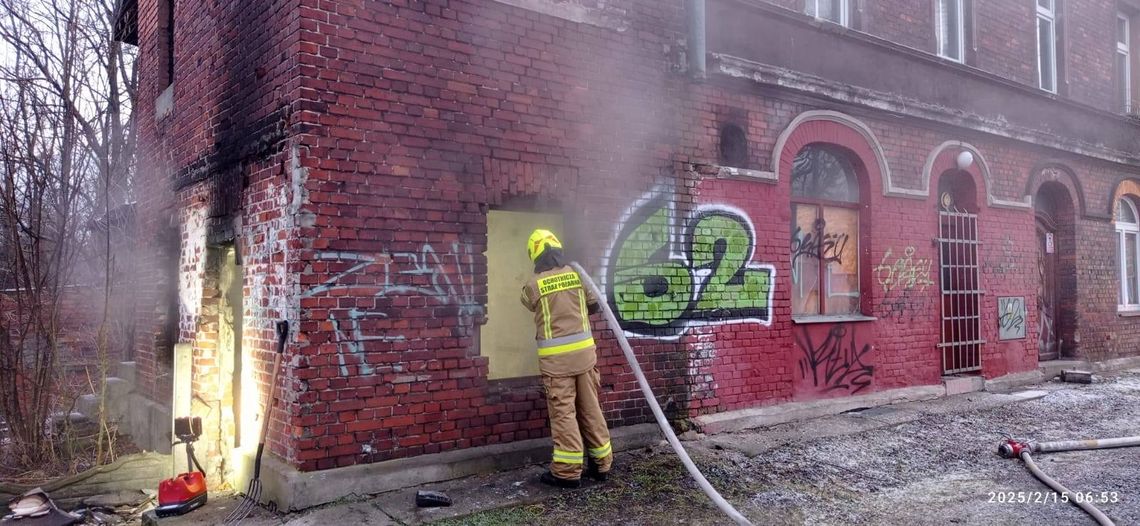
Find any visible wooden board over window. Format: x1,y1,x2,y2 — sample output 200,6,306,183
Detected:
483,210,564,379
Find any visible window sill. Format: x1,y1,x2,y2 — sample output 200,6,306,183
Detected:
936,53,965,65
716,165,777,183
792,314,877,324
1117,309,1140,317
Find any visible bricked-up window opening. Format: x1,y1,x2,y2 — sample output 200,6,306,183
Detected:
937,0,965,62
1118,13,1131,113
937,175,983,374
1036,0,1057,93
216,245,243,448
790,145,861,316
157,0,174,87
482,209,559,379
806,0,849,27
718,123,748,167
1116,198,1140,309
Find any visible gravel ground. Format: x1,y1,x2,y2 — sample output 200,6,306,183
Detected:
437,370,1140,526
726,375,1140,525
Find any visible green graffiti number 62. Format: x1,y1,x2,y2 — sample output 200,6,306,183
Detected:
690,213,771,313
611,205,694,327
608,197,773,336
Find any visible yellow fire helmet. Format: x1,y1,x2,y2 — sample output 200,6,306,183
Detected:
527,229,563,262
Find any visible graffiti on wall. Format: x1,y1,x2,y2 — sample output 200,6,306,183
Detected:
882,289,930,321
606,193,774,338
789,209,860,314
998,296,1027,340
790,219,850,283
246,179,293,328
872,247,934,293
178,207,209,337
795,324,874,393
302,243,482,376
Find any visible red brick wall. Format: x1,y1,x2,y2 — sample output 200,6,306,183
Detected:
285,0,692,471
279,0,1140,469
131,0,305,468
861,0,935,52
973,0,1038,87
1062,0,1116,109
1073,171,1140,361
131,0,1140,475
759,0,1121,113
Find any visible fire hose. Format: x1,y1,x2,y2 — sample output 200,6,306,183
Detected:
998,435,1140,526
1033,437,1140,453
570,262,754,526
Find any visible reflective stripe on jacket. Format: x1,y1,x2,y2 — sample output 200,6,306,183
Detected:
521,266,599,377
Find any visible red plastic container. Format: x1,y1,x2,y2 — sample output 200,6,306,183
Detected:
156,471,208,517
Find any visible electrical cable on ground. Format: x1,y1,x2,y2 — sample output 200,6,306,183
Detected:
571,262,754,526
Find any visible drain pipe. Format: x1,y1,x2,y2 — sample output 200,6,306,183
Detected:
687,0,706,78
1018,450,1113,526
571,262,753,526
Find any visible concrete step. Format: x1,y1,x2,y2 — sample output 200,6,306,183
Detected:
1039,359,1088,380
942,375,984,395
693,385,945,434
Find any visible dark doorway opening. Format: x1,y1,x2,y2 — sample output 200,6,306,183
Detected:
1034,182,1076,361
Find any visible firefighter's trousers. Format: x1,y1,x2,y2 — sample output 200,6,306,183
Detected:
543,367,613,480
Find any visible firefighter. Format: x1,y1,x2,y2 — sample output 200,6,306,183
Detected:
521,229,612,488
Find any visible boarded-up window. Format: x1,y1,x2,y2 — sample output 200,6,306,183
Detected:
482,210,564,379
790,145,861,316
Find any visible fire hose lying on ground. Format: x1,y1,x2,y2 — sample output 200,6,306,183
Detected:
578,259,1140,526
570,263,754,526
998,434,1140,526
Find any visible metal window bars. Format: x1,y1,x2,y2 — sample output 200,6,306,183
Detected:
937,205,984,374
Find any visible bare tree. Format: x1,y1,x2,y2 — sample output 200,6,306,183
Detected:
0,0,135,470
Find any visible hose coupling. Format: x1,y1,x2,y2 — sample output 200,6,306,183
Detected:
998,438,1032,458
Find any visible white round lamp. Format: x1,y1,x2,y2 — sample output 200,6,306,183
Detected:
956,150,974,171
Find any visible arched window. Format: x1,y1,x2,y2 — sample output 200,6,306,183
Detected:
1117,197,1140,309
790,145,862,316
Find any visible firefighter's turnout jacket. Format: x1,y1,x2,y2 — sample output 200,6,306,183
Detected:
521,266,598,377
521,265,613,480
